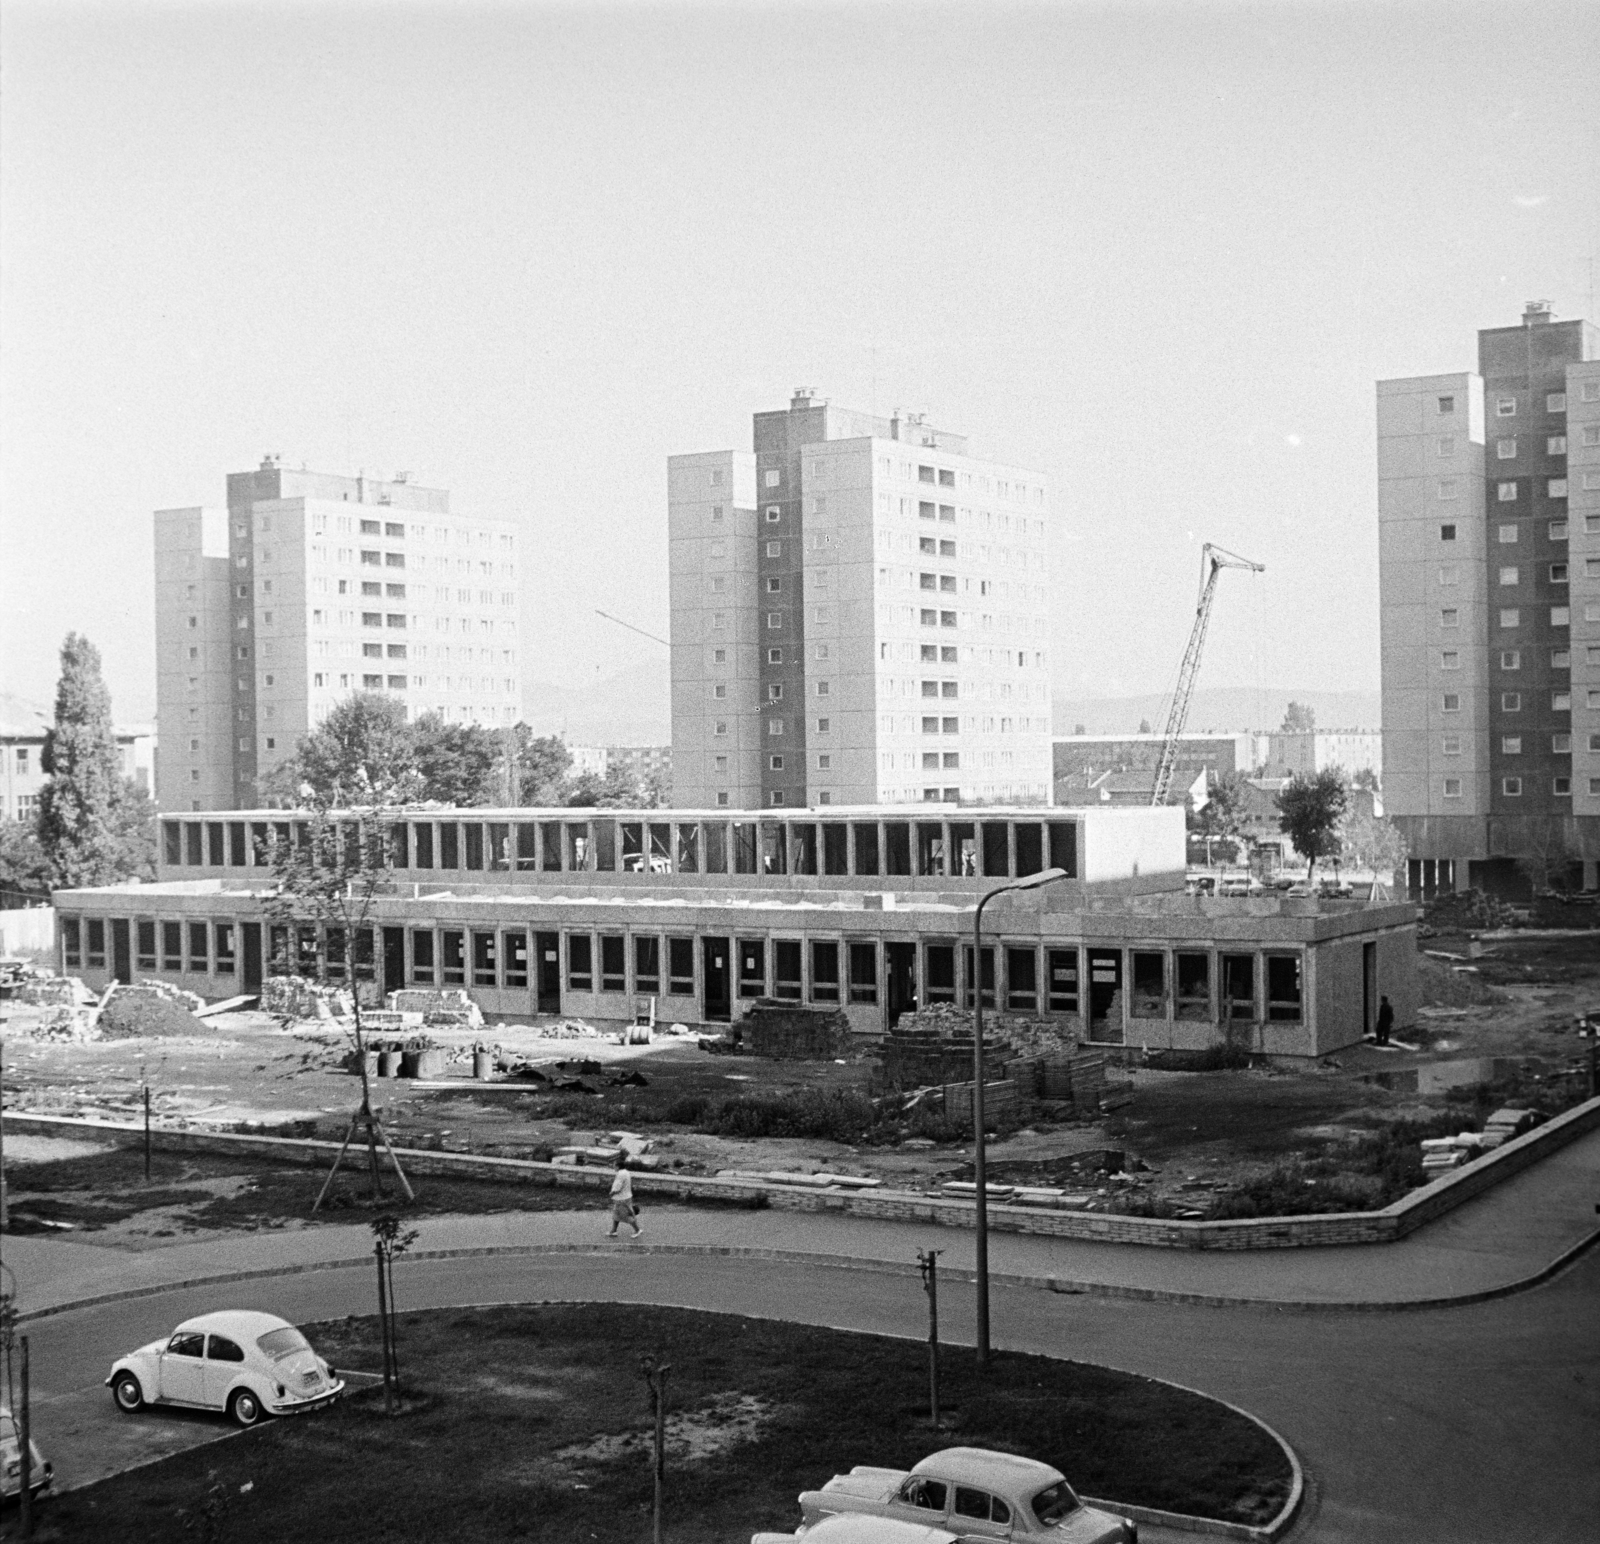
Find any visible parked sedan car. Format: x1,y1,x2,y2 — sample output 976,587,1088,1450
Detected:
0,1407,50,1503
797,1448,1137,1542
755,1516,962,1544
107,1310,344,1427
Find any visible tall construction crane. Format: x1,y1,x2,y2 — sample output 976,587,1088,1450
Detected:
1150,543,1265,806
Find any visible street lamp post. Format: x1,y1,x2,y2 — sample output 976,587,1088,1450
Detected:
972,865,1068,1371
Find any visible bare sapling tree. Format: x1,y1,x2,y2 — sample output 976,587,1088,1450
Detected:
264,802,414,1209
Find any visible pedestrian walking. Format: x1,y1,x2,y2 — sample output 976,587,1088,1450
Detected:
607,1165,642,1239
1375,995,1394,1046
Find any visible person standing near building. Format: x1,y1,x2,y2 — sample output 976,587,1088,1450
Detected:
1375,996,1394,1046
607,1165,642,1239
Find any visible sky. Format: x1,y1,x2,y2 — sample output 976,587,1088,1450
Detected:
2,0,1597,730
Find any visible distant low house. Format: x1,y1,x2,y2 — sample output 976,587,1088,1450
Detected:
1,715,155,824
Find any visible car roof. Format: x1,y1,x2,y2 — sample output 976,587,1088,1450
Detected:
802,1518,959,1544
172,1310,297,1342
909,1447,1065,1491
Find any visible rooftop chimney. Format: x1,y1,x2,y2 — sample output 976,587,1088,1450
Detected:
790,387,816,410
1524,300,1552,326
259,453,281,471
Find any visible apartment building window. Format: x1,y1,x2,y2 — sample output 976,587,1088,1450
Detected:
765,507,780,522
1590,779,1600,796
386,614,406,629
767,613,782,629
1502,692,1522,711
767,720,784,736
766,577,782,593
1498,525,1518,543
816,717,830,732
363,674,383,688
712,684,726,699
1498,482,1518,501
940,611,957,627
1586,383,1600,402
1553,648,1571,667
1552,607,1571,626
1549,392,1568,411
816,681,831,696
1500,651,1520,669
1551,520,1569,540
713,755,728,772
1441,651,1461,670
1586,427,1600,447
817,754,831,769
769,755,784,771
1438,395,1456,414
1497,440,1517,459
1443,778,1463,798
1496,397,1517,417
385,552,405,569
1502,737,1522,755
1440,524,1456,541
716,792,729,806
1553,734,1572,753
1554,777,1572,796
1550,479,1568,498
364,643,383,658
363,612,382,626
768,684,783,701
922,716,940,733
712,647,726,663
1499,609,1520,628
713,722,727,737
1442,693,1460,711
1440,609,1459,628
1551,564,1569,583
361,550,381,565
918,465,936,483
1437,436,1455,456
1554,692,1572,710
1590,734,1600,751
1503,778,1522,796
1549,437,1568,455
1437,480,1458,499
764,469,780,487
921,608,938,626
711,613,726,630
1442,735,1462,755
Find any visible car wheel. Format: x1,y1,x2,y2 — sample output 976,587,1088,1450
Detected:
112,1372,144,1413
228,1389,264,1428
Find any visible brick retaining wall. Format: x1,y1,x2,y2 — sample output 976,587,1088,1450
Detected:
4,1094,1596,1250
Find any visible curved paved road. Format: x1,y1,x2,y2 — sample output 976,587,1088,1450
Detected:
22,1241,1600,1543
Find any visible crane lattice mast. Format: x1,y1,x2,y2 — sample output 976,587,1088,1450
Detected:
1150,543,1265,806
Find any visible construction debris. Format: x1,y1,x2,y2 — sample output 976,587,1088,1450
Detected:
262,975,352,1021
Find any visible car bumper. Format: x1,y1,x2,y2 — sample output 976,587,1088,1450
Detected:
267,1379,345,1416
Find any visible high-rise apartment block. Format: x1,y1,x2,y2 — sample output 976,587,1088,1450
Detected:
156,460,522,810
669,392,1053,809
1379,302,1600,894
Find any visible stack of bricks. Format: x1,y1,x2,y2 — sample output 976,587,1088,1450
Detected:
878,1002,1079,1091
742,1001,854,1060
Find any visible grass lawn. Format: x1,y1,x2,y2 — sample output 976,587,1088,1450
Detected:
43,1305,1291,1542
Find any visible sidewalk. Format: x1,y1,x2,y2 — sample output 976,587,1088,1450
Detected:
5,1124,1596,1317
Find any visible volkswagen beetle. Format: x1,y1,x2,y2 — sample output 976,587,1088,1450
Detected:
106,1310,344,1427
796,1448,1137,1542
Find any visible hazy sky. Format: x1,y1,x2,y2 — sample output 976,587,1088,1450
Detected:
3,0,1596,727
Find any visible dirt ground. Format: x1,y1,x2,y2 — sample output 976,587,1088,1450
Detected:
1,930,1594,1227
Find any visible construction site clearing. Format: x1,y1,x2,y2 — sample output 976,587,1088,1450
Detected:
1,932,1595,1236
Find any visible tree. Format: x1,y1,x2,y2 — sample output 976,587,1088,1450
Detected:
1280,701,1316,733
108,779,160,882
1352,767,1380,794
514,730,573,805
1513,818,1578,895
264,803,414,1209
37,633,129,888
1189,771,1247,864
277,694,421,806
1276,768,1347,887
0,822,51,906
1138,718,1153,734
410,713,501,806
1339,805,1410,898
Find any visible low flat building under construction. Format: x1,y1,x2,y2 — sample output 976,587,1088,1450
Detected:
53,803,1416,1059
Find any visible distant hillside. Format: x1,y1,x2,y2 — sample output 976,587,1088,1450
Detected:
522,658,671,746
1053,686,1381,737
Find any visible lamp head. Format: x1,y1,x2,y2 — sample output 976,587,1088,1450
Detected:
1011,866,1069,891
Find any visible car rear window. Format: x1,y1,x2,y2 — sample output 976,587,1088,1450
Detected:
1033,1479,1081,1523
257,1327,311,1361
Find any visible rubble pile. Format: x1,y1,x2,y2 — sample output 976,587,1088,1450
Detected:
14,975,92,1008
99,984,208,1040
387,989,484,1027
878,1002,1079,1089
1421,889,1522,934
262,975,353,1021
